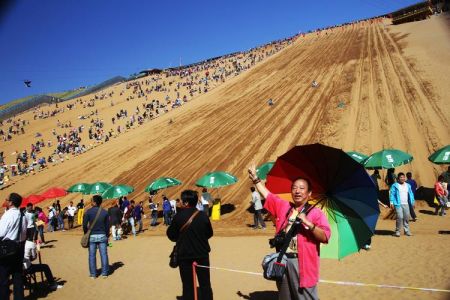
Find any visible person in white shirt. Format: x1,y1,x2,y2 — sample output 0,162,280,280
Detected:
389,172,415,237
0,193,27,300
250,187,266,229
66,201,77,229
200,188,212,217
24,203,36,240
23,238,62,291
47,206,57,232
170,199,177,215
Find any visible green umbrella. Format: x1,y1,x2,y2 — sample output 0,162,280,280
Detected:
345,151,368,164
102,185,134,199
67,183,91,193
85,182,113,195
256,162,275,180
145,177,182,192
363,149,413,169
428,145,450,164
196,171,238,188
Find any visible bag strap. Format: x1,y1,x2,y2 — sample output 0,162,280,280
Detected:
16,210,23,242
276,203,312,263
180,210,200,233
86,206,103,236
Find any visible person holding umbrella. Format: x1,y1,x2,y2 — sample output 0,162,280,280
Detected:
248,165,331,300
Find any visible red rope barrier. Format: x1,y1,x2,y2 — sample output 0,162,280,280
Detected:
192,261,198,300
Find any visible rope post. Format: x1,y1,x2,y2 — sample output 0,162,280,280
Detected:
192,261,198,300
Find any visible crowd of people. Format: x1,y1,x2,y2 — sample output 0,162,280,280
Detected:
0,30,298,190
0,162,448,300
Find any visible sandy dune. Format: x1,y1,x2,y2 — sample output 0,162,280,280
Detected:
0,14,449,300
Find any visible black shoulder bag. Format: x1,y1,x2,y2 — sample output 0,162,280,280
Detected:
169,210,200,268
0,210,23,259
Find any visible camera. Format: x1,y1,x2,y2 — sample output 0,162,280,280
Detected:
269,218,303,251
269,231,286,251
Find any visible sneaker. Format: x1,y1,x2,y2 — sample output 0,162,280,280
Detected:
405,232,413,236
363,244,371,250
261,227,266,230
393,232,400,237
101,275,108,279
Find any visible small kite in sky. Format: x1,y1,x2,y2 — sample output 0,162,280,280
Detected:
23,80,32,87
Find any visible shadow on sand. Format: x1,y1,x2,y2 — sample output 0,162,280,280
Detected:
96,261,124,276
374,229,395,236
237,290,278,300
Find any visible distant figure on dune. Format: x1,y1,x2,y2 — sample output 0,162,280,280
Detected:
267,98,274,106
311,80,319,88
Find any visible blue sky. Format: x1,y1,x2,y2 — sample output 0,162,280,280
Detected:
0,0,419,104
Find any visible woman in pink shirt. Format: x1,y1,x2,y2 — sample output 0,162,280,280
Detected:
248,165,331,300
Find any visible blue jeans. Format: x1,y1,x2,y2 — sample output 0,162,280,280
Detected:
151,211,158,226
136,219,143,232
128,217,136,235
88,234,109,277
163,211,171,225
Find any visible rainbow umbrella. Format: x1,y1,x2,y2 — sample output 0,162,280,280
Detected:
266,143,379,260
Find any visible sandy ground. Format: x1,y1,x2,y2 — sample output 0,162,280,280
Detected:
0,14,449,300
33,205,449,300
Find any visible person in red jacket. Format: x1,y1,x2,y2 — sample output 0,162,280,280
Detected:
435,175,448,216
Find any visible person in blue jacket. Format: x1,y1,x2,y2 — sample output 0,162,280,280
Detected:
389,172,415,237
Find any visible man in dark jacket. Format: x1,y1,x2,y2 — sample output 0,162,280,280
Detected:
83,195,110,278
167,190,213,300
108,200,122,241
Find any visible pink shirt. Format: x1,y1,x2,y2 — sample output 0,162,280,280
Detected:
435,182,445,196
264,192,331,288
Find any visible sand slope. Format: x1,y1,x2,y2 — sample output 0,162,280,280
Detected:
2,16,449,227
